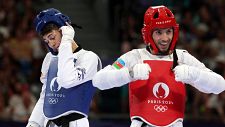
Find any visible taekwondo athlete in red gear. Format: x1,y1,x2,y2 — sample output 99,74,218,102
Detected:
92,5,225,127
26,8,102,127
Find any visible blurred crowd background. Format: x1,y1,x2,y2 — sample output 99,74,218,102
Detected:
0,0,224,127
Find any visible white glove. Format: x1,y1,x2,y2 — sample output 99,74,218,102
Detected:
130,63,151,80
60,23,75,42
26,121,41,127
173,64,199,84
130,119,144,127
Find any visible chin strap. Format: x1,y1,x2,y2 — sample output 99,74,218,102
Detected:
172,49,178,70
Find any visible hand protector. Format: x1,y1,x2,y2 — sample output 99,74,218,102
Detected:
130,63,151,80
173,64,200,84
60,23,75,42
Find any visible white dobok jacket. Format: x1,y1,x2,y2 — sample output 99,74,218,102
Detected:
28,42,101,127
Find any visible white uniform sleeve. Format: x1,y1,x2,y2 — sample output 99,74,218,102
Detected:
93,65,132,90
27,85,45,127
93,49,140,90
192,69,225,94
27,53,51,126
40,53,51,84
177,50,225,94
57,43,99,88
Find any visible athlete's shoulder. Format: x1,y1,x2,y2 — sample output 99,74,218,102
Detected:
132,48,146,53
116,48,146,68
46,52,53,57
175,49,203,67
41,52,52,74
79,49,99,58
176,49,188,53
122,48,146,57
43,52,53,63
175,49,191,58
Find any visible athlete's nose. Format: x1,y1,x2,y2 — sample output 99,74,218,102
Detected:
48,40,55,47
161,33,170,42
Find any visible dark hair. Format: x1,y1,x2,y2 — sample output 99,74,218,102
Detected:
40,23,59,36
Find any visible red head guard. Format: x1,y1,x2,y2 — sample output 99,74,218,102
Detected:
142,5,179,54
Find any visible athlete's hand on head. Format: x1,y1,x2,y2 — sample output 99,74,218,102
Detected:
130,63,151,80
173,64,199,84
60,22,75,42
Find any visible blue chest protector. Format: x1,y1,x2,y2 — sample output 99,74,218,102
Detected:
43,57,96,119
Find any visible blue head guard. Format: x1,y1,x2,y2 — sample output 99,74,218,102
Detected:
34,8,71,55
34,8,71,35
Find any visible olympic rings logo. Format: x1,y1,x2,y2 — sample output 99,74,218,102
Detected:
48,98,58,104
154,105,168,112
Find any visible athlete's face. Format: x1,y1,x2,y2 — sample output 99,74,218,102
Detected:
42,29,62,51
152,28,173,52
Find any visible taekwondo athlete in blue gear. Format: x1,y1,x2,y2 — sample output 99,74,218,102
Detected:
26,8,102,127
34,8,71,55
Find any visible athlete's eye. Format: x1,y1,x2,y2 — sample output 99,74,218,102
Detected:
166,29,173,34
48,34,55,40
155,30,162,35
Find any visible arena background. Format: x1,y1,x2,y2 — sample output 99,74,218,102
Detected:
0,0,224,127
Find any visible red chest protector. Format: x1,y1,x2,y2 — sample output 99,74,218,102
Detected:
129,60,186,126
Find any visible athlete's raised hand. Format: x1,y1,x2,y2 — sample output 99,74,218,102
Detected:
130,63,151,80
60,22,75,42
173,64,199,84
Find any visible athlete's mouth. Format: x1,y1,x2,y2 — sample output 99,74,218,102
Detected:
159,42,168,49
